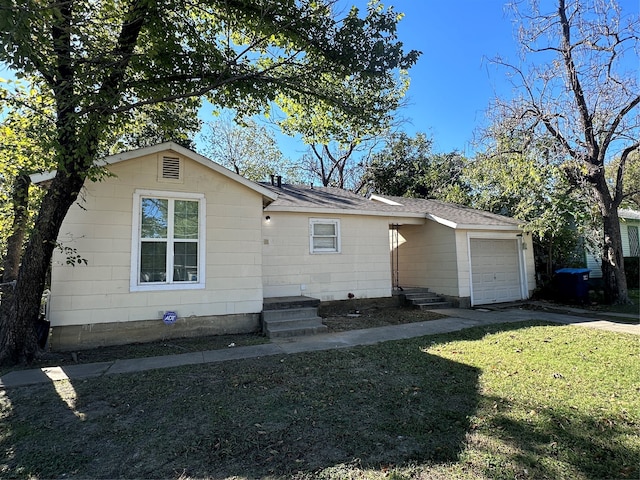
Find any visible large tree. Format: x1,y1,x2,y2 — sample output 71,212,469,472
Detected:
200,113,300,183
364,132,470,203
465,142,596,281
0,0,419,364
487,0,639,303
274,11,414,192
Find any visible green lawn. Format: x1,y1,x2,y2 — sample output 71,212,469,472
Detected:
1,321,638,479
589,288,639,316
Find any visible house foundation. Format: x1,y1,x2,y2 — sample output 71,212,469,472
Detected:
48,313,261,351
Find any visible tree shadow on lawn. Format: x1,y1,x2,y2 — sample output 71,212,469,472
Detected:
0,339,481,479
3,321,630,479
479,395,640,480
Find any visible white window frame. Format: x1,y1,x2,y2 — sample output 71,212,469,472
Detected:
130,189,206,292
309,218,341,254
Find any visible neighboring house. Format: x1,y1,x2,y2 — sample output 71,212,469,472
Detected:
585,209,640,279
37,143,535,350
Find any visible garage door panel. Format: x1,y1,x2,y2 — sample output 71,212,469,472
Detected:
470,239,522,305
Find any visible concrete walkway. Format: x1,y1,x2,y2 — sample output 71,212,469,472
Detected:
1,307,637,389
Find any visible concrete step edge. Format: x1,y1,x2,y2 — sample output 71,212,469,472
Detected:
266,325,329,338
263,317,324,328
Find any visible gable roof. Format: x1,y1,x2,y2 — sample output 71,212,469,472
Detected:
262,183,522,230
30,141,523,231
31,142,278,203
370,194,522,230
261,183,424,220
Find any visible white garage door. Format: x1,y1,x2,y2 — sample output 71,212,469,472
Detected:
470,238,523,306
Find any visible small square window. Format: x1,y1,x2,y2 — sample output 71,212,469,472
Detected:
310,218,340,254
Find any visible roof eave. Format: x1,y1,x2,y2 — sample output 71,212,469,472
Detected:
264,205,426,219
28,142,279,203
426,214,521,230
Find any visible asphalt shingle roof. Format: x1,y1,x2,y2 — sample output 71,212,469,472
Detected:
261,184,379,211
261,183,521,229
375,195,521,228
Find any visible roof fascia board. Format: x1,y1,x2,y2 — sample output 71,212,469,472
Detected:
425,214,458,229
29,142,278,202
426,214,521,231
264,205,426,219
369,194,404,206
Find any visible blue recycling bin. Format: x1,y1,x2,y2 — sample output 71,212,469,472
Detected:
555,268,591,303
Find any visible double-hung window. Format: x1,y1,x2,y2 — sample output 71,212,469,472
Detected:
310,218,341,254
131,190,205,291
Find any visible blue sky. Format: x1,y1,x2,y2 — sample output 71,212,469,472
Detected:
253,0,638,160
3,1,636,159
250,0,524,159
387,1,519,154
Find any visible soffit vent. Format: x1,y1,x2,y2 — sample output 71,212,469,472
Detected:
162,156,181,180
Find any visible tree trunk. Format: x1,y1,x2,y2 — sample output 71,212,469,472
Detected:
1,174,31,281
600,205,629,304
0,174,33,365
592,168,629,304
0,170,86,365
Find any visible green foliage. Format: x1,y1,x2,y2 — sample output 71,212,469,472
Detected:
273,2,417,147
105,99,202,155
0,79,55,263
271,2,418,193
364,132,470,202
200,113,300,183
466,145,596,277
0,0,419,174
484,0,639,302
0,0,420,362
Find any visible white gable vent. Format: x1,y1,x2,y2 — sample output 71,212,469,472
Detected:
160,156,182,182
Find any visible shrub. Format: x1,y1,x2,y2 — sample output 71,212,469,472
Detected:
624,256,639,288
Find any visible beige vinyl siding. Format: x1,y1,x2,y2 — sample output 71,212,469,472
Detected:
395,221,460,296
262,213,392,301
395,223,536,301
49,150,265,327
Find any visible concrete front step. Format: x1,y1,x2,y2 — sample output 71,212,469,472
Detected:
265,317,329,338
414,301,452,310
264,316,325,330
262,307,320,322
262,296,327,338
263,296,320,311
404,294,442,303
399,289,451,310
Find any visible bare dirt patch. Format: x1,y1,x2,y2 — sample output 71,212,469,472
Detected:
2,300,448,374
320,300,448,332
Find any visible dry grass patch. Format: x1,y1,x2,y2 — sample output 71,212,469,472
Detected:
1,321,638,479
